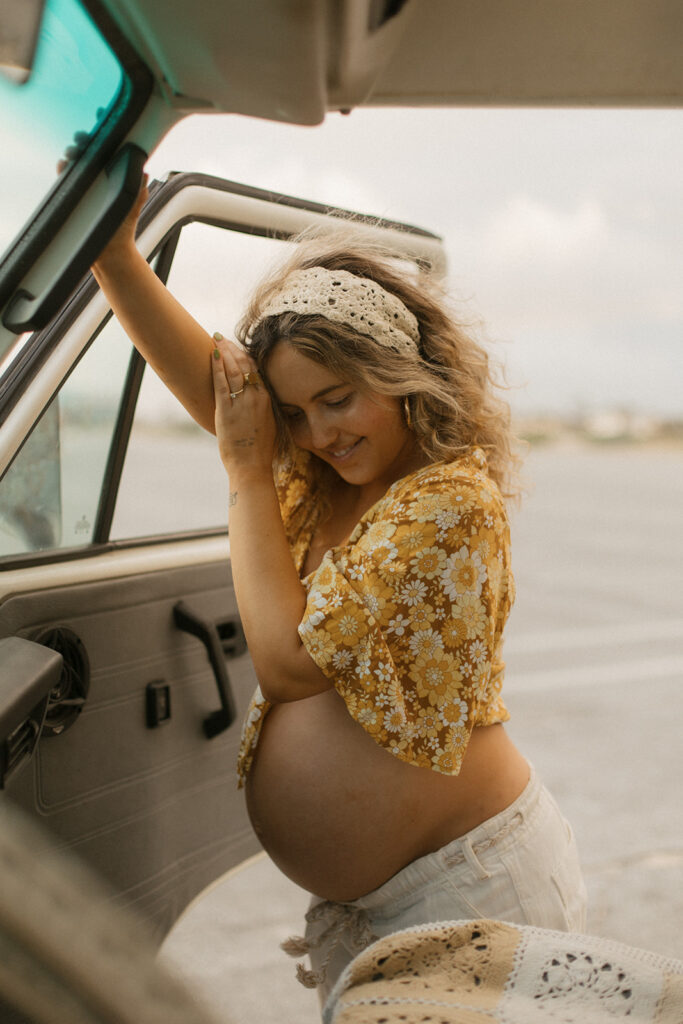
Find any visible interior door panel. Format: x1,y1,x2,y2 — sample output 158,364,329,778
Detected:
0,558,258,936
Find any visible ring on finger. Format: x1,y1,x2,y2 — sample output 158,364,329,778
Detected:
230,386,245,399
243,371,263,387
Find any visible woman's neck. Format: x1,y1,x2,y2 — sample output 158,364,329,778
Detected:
336,447,430,522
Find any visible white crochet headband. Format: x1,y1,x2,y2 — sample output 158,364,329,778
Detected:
255,267,420,356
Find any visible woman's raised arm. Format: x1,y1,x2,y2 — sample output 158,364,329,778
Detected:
92,182,217,433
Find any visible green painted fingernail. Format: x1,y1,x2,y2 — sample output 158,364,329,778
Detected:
213,331,223,341
213,348,221,360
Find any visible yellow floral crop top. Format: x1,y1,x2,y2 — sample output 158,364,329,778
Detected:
236,447,514,786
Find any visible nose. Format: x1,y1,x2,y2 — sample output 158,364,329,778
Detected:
304,412,338,451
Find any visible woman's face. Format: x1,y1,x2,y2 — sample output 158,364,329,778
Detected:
266,341,422,492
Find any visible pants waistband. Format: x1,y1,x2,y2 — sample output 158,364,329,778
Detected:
349,762,540,911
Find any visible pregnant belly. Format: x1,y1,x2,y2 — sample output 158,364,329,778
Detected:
245,688,432,900
244,689,528,901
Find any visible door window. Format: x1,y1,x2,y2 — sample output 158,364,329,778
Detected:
0,181,438,559
0,317,132,558
0,0,122,266
0,221,298,557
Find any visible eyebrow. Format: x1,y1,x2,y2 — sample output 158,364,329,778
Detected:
312,383,346,400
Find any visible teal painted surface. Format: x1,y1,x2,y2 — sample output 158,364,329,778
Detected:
0,0,123,259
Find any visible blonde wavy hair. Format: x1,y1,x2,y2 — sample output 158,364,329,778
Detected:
236,227,522,500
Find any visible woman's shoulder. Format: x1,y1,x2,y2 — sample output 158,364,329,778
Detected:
338,445,512,600
383,447,505,517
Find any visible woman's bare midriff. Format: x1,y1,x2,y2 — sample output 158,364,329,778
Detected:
245,688,530,902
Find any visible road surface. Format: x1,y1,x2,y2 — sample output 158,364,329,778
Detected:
161,443,683,1023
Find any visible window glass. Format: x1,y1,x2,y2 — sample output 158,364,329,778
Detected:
0,318,132,558
0,221,300,558
109,374,228,539
0,0,123,265
110,224,296,540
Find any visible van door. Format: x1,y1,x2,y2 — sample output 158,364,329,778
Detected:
0,173,445,935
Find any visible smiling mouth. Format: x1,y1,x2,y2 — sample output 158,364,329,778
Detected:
327,439,363,461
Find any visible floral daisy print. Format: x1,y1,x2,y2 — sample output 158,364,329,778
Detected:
236,448,513,785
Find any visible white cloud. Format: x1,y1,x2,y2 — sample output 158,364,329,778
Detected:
122,108,683,416
483,196,608,264
454,190,682,345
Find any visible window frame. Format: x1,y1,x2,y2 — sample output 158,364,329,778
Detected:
0,0,154,326
0,173,444,572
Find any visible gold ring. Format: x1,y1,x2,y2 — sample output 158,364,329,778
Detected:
243,371,263,387
230,387,245,399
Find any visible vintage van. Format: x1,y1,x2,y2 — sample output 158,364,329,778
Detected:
0,2,681,1020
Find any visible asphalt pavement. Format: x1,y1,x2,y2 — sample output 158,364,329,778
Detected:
160,444,683,1024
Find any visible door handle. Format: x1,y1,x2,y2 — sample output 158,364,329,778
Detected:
173,602,245,738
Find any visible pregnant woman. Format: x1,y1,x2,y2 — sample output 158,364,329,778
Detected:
93,182,586,1007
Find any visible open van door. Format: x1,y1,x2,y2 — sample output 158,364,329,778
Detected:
0,172,445,935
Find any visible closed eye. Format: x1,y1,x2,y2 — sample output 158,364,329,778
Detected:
326,393,353,409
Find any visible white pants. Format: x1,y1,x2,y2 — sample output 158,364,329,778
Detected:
294,766,587,1007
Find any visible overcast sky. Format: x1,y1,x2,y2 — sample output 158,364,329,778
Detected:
146,106,683,419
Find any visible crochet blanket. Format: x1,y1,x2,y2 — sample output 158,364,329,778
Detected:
323,919,683,1024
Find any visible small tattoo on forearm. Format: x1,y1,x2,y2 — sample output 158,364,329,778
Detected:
228,491,238,507
233,437,255,448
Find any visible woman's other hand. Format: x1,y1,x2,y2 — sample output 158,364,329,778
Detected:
56,130,91,174
211,333,277,477
56,108,106,174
